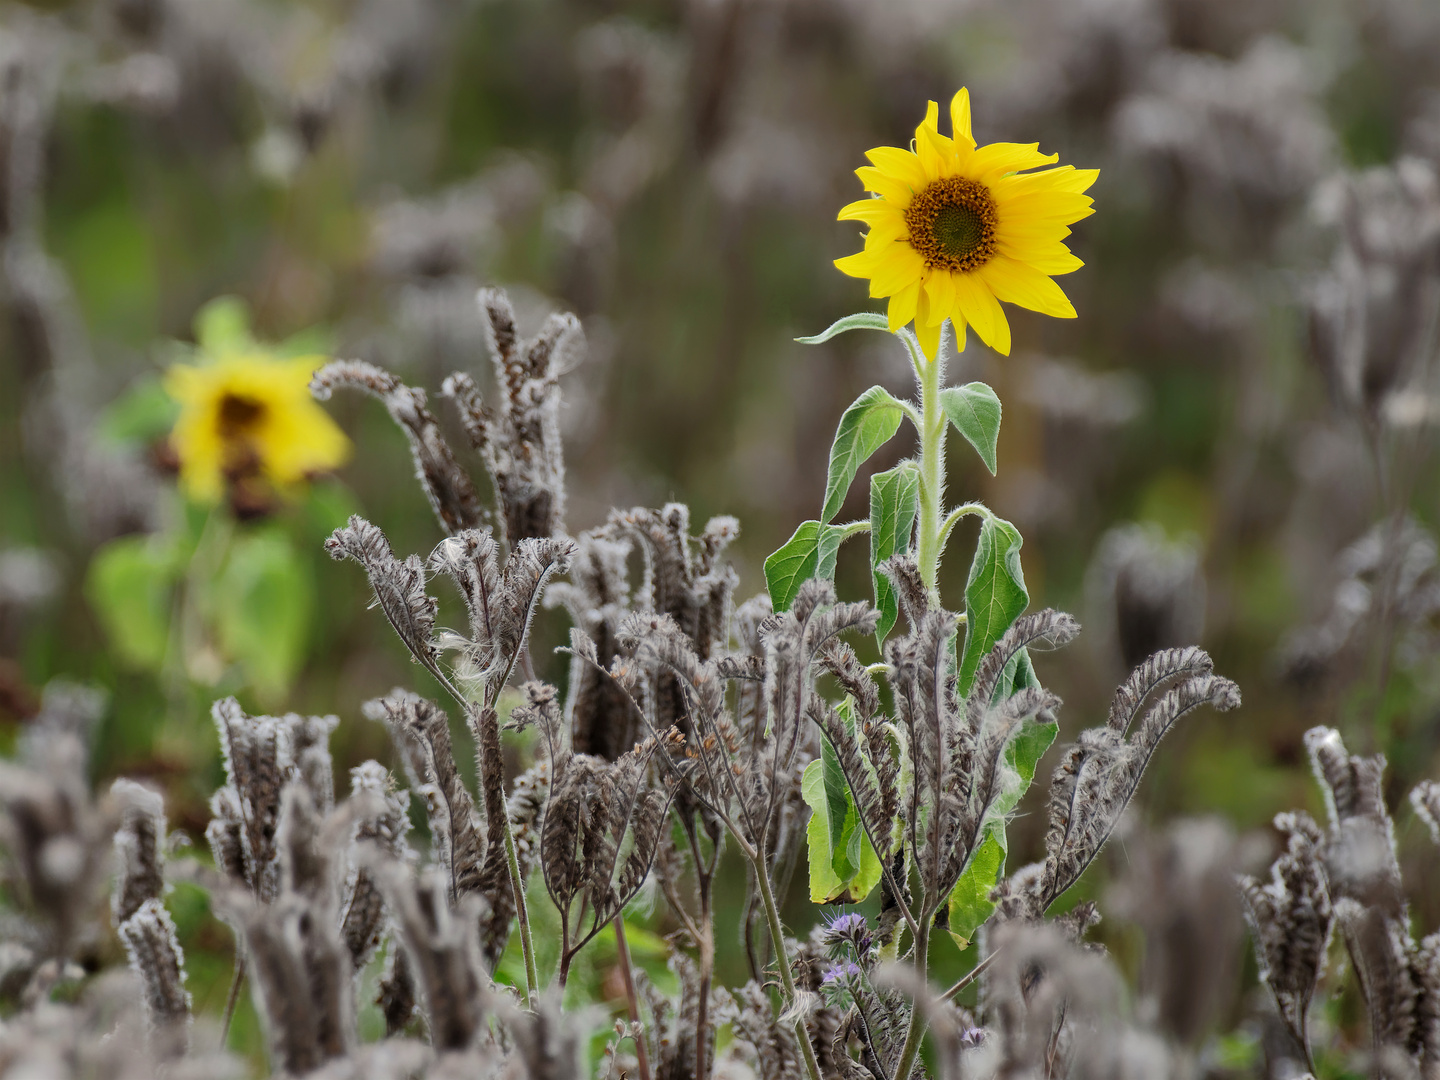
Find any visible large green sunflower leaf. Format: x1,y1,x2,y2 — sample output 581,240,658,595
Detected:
869,461,920,646
823,386,906,522
764,520,843,612
939,382,1002,475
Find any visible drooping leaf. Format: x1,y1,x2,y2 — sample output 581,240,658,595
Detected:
794,311,892,345
764,520,843,612
820,723,855,879
947,831,1004,950
869,461,920,646
212,529,313,701
939,382,1002,475
85,536,179,671
802,750,883,905
823,387,906,522
958,515,1028,696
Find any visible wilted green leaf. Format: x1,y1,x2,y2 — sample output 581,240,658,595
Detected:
86,537,179,671
794,311,891,344
764,520,843,612
823,386,906,522
869,461,920,646
958,515,1028,697
212,529,313,701
939,382,1002,475
947,831,1004,949
802,756,882,904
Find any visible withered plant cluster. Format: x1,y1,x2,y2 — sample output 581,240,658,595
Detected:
0,287,1248,1079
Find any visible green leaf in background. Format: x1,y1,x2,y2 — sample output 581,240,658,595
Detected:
958,515,1029,697
86,536,179,671
194,295,255,353
764,520,843,612
212,529,313,701
947,831,1004,949
869,461,920,646
95,376,179,448
823,387,907,522
939,382,1003,475
794,311,891,344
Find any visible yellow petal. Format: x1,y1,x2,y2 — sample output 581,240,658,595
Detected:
995,166,1100,197
923,269,955,325
864,146,928,191
968,142,1060,183
870,244,926,296
978,256,1077,318
952,272,1011,355
997,242,1084,275
863,215,908,249
950,314,968,354
996,219,1073,246
838,198,903,224
1000,191,1095,224
914,286,941,360
835,251,878,279
888,279,921,332
856,166,913,205
916,123,957,183
950,88,974,147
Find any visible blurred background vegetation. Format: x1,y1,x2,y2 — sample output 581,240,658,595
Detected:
5,0,1440,1067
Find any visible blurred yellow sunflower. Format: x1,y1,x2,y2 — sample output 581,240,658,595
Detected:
835,88,1097,360
165,351,350,503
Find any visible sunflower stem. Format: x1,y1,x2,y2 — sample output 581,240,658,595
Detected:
914,339,948,602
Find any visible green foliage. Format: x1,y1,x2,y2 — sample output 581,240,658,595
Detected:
803,699,883,903
85,536,178,671
95,377,178,448
869,461,920,646
794,311,892,344
939,382,1002,475
194,295,256,352
822,386,907,522
211,528,313,701
958,514,1029,697
764,519,843,612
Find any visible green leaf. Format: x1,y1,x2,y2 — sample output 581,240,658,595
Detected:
795,311,891,344
869,461,920,646
194,295,255,353
947,831,1004,949
802,757,883,904
86,537,179,671
820,721,855,879
823,386,906,522
939,382,1003,475
958,515,1028,697
96,376,179,447
212,530,313,701
764,520,843,612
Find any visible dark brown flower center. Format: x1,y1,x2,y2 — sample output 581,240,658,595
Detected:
217,393,266,437
903,176,998,272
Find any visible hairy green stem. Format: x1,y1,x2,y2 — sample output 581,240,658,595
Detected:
914,345,948,601
893,915,933,1080
751,852,824,1080
502,823,538,1007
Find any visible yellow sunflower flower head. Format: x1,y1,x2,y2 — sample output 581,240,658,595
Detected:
164,347,351,505
835,88,1097,360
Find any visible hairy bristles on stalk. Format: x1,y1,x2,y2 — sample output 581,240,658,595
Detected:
116,898,190,1055
1304,726,1402,912
209,698,292,901
1238,811,1333,1061
1105,645,1214,733
1032,654,1240,916
310,359,483,535
110,778,166,926
327,517,440,673
1334,898,1421,1053
964,609,1080,732
881,553,930,628
363,690,485,903
340,763,412,972
502,991,586,1080
372,861,488,1051
1414,781,1440,846
545,529,639,761
289,713,339,815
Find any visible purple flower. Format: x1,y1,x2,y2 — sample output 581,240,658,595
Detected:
821,912,874,956
821,961,863,987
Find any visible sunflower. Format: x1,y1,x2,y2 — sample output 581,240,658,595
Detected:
165,351,350,504
835,88,1097,360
